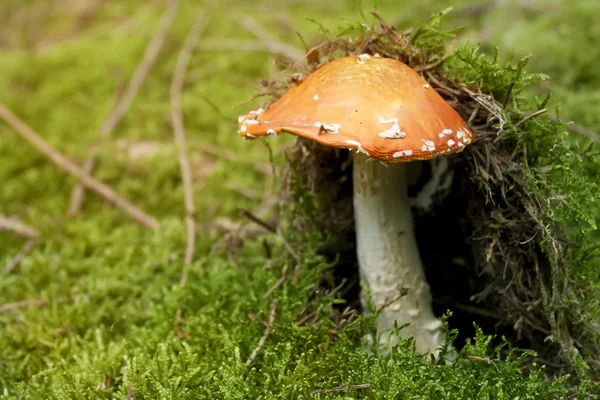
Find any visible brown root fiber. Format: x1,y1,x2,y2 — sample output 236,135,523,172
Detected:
246,12,599,380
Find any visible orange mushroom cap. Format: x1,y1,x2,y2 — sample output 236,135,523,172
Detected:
238,55,474,161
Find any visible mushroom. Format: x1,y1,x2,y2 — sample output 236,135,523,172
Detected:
238,55,474,355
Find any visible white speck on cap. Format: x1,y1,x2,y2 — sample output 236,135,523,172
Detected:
248,108,264,117
447,139,456,147
458,142,465,147
423,83,431,89
457,128,465,139
422,139,436,152
243,119,259,125
357,54,371,64
438,129,453,138
346,140,369,155
313,94,319,101
246,133,256,138
314,122,341,134
463,132,471,144
266,129,277,135
377,117,406,139
240,125,247,132
392,149,413,158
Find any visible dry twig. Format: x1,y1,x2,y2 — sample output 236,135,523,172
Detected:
515,108,548,127
245,299,278,368
311,383,371,395
4,239,36,274
171,10,212,285
464,354,501,373
239,17,304,62
376,287,409,313
67,0,180,215
127,382,137,400
0,294,84,313
502,81,515,109
414,39,456,72
0,214,38,238
239,208,276,233
0,103,158,229
263,264,288,300
239,208,299,260
248,313,269,327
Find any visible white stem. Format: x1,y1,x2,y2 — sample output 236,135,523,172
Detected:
353,152,444,355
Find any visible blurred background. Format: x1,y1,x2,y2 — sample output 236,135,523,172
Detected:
1,0,599,397
1,0,598,228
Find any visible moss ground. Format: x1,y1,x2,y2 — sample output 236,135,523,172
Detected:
1,0,599,398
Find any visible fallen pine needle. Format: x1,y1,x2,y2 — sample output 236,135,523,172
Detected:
4,238,36,274
0,294,85,313
0,103,158,230
68,0,180,215
245,299,278,368
311,383,371,395
127,382,137,400
263,264,288,300
239,208,298,260
515,108,548,127
239,16,304,62
0,214,38,238
171,9,212,283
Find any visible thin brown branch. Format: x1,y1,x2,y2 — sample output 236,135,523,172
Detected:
502,81,515,109
67,0,180,215
464,354,500,373
248,313,269,328
0,215,38,238
414,38,456,72
311,383,371,395
425,71,462,96
127,382,137,400
195,40,273,53
376,288,408,313
0,104,158,230
171,10,212,284
4,238,36,274
0,298,45,312
239,208,299,261
515,108,548,127
0,294,84,313
263,264,288,300
468,102,480,125
239,17,304,62
239,208,276,233
245,299,278,368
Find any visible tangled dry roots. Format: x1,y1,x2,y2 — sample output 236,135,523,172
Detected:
248,12,598,380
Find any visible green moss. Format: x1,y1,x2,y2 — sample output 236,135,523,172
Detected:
1,1,599,398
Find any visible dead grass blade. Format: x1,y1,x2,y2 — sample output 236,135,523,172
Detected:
0,103,158,230
67,0,180,215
